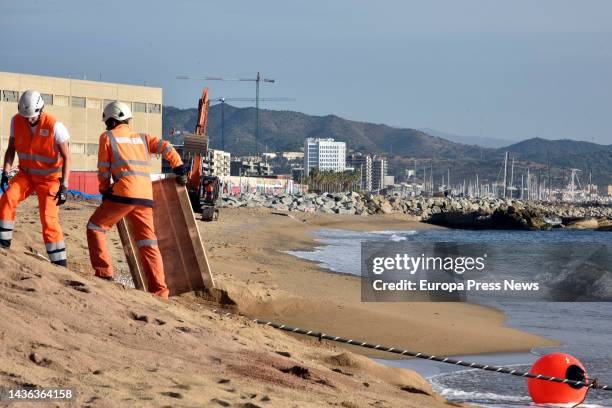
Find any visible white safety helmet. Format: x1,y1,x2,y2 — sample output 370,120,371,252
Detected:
18,90,45,118
102,101,132,122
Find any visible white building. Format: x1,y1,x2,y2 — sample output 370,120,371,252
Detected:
304,138,346,176
384,175,395,187
347,153,372,191
282,151,304,161
261,152,277,160
210,149,231,177
372,156,388,192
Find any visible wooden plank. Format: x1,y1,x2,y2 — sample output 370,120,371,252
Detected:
117,218,148,291
174,181,215,289
117,177,215,296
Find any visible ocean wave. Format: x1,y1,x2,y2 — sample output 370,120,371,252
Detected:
371,230,418,235
389,234,407,242
537,257,612,301
431,384,530,404
428,368,607,408
430,384,604,408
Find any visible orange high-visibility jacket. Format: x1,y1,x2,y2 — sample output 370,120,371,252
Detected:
12,113,63,178
97,124,183,206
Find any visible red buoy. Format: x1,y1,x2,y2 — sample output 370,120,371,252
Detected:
528,353,588,404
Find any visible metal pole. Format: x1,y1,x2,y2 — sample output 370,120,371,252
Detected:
221,99,225,151
255,72,260,156
527,168,530,201
503,151,508,199
430,160,433,195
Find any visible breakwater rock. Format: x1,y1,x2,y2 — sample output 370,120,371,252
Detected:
218,192,612,230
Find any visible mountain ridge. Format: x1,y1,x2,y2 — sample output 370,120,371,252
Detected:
163,105,611,188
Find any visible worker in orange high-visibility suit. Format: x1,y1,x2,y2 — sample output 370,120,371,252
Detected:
0,90,71,266
86,101,186,299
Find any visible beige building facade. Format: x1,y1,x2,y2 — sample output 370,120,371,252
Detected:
211,149,231,177
0,70,163,171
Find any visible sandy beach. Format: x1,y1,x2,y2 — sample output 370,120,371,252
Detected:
199,207,558,357
0,198,559,407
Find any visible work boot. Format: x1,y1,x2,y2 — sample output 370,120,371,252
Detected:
0,239,10,249
51,259,67,267
95,274,114,281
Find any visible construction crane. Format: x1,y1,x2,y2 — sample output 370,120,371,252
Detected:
209,97,295,150
177,72,278,155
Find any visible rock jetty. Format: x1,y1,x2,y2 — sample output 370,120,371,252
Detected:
218,192,612,230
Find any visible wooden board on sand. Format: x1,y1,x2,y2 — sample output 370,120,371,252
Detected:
117,177,215,296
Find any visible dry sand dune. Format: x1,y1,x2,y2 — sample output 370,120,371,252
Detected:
0,198,558,407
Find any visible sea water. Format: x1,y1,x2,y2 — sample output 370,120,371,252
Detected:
288,228,612,407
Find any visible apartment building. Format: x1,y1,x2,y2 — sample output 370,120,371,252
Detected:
303,138,346,176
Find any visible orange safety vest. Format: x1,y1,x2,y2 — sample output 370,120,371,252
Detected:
12,113,63,177
97,124,182,206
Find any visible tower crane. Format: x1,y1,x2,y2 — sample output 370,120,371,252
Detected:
177,72,280,154
208,97,295,150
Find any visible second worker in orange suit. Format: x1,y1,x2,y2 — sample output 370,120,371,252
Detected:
0,90,71,266
86,101,186,299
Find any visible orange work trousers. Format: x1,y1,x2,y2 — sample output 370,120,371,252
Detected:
86,200,168,299
0,171,67,264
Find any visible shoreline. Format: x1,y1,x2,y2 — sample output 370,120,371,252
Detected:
377,349,538,380
200,207,560,358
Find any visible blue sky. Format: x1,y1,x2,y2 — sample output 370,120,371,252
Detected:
1,0,611,144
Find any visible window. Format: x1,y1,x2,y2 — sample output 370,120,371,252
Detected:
2,90,19,102
87,98,101,109
70,143,85,154
72,96,86,108
87,143,99,155
133,102,146,113
41,93,53,105
55,95,69,107
147,103,161,114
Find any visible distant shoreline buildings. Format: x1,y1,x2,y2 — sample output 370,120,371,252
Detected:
304,138,346,177
346,153,372,191
302,137,390,192
347,153,389,192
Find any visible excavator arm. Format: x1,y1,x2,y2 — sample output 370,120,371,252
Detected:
187,88,209,191
196,87,209,136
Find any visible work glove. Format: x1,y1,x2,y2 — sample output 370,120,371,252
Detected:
100,185,113,201
54,178,68,206
173,165,188,186
0,171,9,193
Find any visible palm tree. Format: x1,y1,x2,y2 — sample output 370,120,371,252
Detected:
305,169,360,193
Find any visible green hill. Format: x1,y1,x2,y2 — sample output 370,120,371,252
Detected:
163,104,490,158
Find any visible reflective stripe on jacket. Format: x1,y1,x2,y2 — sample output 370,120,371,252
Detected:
97,124,183,206
12,113,63,177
